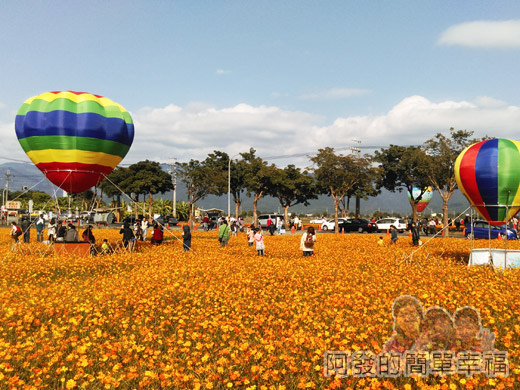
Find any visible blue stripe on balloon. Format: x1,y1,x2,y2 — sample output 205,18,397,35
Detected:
475,138,499,221
15,111,134,146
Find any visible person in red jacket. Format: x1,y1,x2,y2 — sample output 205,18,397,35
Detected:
151,224,163,244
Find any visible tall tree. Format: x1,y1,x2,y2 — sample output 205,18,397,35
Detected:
203,150,248,218
269,165,317,228
374,145,430,223
424,128,477,236
241,148,275,226
125,160,173,217
179,159,218,228
311,147,375,232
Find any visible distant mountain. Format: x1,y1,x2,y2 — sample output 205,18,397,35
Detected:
0,162,471,216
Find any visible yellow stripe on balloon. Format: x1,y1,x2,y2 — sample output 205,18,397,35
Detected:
24,92,128,113
26,149,123,167
506,140,520,221
454,147,469,202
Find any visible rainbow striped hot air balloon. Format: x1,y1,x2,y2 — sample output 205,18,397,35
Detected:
15,91,134,193
408,186,433,213
455,138,520,226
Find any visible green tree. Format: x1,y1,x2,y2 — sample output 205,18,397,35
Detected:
201,150,248,218
374,145,431,223
125,160,173,217
241,148,275,226
269,165,317,228
310,147,375,232
424,128,477,236
179,159,218,227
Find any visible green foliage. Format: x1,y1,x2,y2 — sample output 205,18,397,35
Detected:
269,164,317,208
175,201,190,221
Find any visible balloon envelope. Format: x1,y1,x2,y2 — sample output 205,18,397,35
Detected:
15,91,134,193
455,138,520,226
408,186,433,213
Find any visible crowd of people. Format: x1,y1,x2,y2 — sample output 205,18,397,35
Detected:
8,214,193,254
213,214,316,257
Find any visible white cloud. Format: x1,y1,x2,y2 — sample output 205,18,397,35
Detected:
216,69,231,75
438,20,520,48
299,88,371,101
4,95,520,168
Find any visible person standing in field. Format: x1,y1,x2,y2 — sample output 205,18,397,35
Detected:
218,219,230,247
20,216,30,243
254,228,265,256
390,225,398,244
300,226,316,256
141,218,149,241
47,218,57,242
182,224,192,251
35,214,45,242
247,224,255,247
10,221,22,251
120,222,135,249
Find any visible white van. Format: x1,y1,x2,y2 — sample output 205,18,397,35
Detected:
258,214,284,228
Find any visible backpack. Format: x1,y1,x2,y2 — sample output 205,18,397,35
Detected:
304,233,314,248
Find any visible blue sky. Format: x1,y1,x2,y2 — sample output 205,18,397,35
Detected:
2,1,520,167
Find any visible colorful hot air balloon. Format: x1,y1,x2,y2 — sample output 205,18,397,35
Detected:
15,91,134,193
455,138,520,226
408,186,433,213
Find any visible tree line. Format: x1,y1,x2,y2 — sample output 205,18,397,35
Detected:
96,128,478,235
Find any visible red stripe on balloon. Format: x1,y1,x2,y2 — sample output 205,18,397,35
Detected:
36,162,113,193
459,142,493,221
50,91,104,98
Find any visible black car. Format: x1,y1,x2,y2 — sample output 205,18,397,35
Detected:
123,215,145,225
338,218,377,233
154,215,178,226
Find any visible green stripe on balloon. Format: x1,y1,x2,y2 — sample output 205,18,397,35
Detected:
498,139,520,222
17,98,133,124
18,136,130,158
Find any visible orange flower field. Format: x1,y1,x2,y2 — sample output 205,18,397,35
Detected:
0,228,519,389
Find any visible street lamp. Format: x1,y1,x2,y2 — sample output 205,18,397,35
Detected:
228,153,241,217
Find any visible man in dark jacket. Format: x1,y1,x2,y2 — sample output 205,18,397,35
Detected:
411,222,420,246
120,223,135,249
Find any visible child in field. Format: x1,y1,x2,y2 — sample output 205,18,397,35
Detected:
254,228,265,256
377,236,384,246
247,224,255,247
101,239,110,255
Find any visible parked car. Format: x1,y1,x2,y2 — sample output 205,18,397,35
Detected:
464,220,517,240
154,215,178,226
338,218,377,233
375,218,407,233
321,218,347,231
310,218,327,224
123,215,145,225
258,214,284,228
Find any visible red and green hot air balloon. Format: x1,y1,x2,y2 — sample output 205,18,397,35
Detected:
408,186,433,213
15,91,134,193
455,138,520,226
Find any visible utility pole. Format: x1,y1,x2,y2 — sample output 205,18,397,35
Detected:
5,170,11,205
168,158,177,217
350,140,361,217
